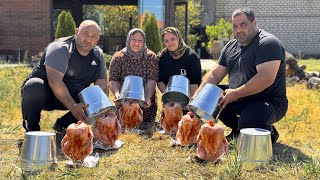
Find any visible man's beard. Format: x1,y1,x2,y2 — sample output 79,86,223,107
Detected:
76,40,92,54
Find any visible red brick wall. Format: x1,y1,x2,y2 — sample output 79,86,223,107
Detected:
0,0,52,56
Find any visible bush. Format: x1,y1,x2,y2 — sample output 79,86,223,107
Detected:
55,11,76,39
205,18,232,49
142,13,162,53
104,53,112,68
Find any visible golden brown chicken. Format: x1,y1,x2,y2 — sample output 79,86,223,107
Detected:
160,102,183,134
118,100,143,129
176,112,201,146
196,120,228,162
92,111,120,146
61,121,93,162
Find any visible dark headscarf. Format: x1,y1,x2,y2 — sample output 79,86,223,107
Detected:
158,27,188,59
122,28,148,60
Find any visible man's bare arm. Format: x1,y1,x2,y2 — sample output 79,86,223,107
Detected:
46,66,87,121
219,60,281,109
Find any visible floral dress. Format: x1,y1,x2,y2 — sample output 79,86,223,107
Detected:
109,49,159,122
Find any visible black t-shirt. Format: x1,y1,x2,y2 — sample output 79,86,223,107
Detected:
158,47,202,85
218,29,287,101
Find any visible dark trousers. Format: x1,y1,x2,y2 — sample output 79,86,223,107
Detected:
218,85,288,132
21,77,78,131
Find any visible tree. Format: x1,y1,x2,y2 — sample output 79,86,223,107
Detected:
83,5,100,23
83,5,105,35
55,11,76,39
175,0,202,49
205,18,232,49
140,11,150,29
98,5,138,36
142,13,162,53
204,18,232,59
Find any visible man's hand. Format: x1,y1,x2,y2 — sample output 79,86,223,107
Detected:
219,89,240,110
70,103,88,122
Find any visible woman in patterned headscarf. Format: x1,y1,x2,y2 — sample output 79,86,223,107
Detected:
158,27,202,97
109,28,158,126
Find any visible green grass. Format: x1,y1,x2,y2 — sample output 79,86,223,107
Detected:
298,59,320,72
0,60,320,179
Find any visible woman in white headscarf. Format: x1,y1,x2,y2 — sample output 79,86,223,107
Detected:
109,28,158,124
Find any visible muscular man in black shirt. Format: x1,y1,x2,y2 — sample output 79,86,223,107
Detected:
193,7,288,143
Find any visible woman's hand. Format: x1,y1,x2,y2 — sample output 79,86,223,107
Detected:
145,98,152,108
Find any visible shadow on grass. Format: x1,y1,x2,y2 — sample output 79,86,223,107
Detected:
272,142,311,163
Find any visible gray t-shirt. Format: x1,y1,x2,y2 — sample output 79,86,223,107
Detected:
44,39,106,79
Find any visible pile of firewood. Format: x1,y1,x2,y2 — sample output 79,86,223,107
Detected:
285,52,320,90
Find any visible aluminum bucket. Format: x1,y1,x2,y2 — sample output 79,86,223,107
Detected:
79,85,116,125
238,128,272,169
162,75,190,108
118,75,147,107
188,83,223,120
21,131,57,172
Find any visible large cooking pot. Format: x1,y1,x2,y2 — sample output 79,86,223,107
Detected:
79,85,116,125
117,75,147,107
21,131,57,172
188,83,223,121
162,75,190,108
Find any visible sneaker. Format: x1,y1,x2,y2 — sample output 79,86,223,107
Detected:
226,129,240,142
271,126,279,144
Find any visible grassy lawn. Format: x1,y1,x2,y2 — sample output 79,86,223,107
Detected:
298,58,320,72
0,59,319,179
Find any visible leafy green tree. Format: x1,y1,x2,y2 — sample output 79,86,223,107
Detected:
142,14,162,53
140,11,150,28
205,18,232,48
175,0,202,48
83,5,100,23
55,11,76,39
98,5,138,36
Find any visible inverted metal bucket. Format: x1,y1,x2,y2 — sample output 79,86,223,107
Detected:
21,131,57,172
237,128,272,166
188,83,223,120
162,75,190,108
118,75,147,107
79,85,116,124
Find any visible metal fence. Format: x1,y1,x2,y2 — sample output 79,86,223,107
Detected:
97,35,127,54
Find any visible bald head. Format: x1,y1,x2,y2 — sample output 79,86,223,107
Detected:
78,20,101,34
75,20,101,56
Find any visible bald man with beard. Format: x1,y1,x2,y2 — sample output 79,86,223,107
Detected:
21,20,108,134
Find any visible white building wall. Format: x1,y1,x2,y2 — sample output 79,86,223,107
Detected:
201,0,320,57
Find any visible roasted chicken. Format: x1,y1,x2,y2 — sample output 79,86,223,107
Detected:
118,100,143,129
176,112,201,146
61,121,93,162
92,111,120,146
196,120,228,162
160,102,183,134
